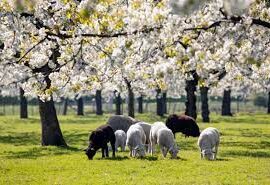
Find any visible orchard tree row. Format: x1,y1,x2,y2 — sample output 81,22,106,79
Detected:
0,0,269,146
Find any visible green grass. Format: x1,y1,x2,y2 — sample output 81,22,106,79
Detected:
0,113,270,185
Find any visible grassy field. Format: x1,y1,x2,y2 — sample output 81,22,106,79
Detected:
0,113,269,185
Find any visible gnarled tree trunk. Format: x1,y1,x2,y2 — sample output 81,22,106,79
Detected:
95,90,103,115
77,97,84,116
137,96,143,114
222,89,232,116
200,87,210,122
185,78,198,120
39,97,67,146
20,88,28,119
156,88,164,117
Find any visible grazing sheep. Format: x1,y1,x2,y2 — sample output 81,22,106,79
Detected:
157,128,179,158
107,115,137,133
165,114,200,137
84,124,115,160
198,127,220,160
135,122,151,152
149,122,167,155
126,124,146,157
115,130,127,152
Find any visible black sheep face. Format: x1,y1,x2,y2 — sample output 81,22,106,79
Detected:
84,147,96,160
165,114,179,128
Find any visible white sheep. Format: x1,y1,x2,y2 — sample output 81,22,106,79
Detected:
157,128,179,158
107,115,137,133
135,122,151,152
149,122,167,155
126,124,146,157
197,127,220,160
114,130,127,152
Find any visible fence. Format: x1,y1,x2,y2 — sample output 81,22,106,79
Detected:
0,96,267,116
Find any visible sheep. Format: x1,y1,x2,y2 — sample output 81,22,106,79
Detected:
165,114,200,138
114,130,127,152
149,122,167,155
157,128,179,158
84,124,115,160
198,127,220,160
126,124,146,157
135,121,151,152
107,115,138,133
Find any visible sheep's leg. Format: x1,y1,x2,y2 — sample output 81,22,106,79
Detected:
200,149,203,159
129,147,132,157
161,147,167,158
121,144,125,152
151,143,155,156
110,142,115,158
115,142,118,152
214,145,218,160
132,149,136,157
101,147,105,158
105,144,109,157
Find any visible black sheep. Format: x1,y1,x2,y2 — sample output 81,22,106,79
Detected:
84,124,116,160
165,114,200,137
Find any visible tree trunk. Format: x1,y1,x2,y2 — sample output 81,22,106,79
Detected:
95,90,103,115
156,88,164,117
125,79,135,118
137,96,143,114
267,92,270,114
20,88,28,119
115,93,122,115
62,98,68,115
77,97,84,116
185,79,198,119
162,92,167,114
222,89,232,116
200,87,210,122
39,97,67,146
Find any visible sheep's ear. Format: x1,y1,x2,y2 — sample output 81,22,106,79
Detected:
83,148,87,152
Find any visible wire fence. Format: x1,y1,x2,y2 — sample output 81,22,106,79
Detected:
0,96,267,116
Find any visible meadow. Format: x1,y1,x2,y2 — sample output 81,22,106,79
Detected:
0,113,269,185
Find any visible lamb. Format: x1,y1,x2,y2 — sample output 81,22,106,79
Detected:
126,124,146,157
157,128,179,158
114,130,127,152
107,115,137,133
197,127,220,160
135,122,152,152
149,122,167,155
84,124,116,160
165,114,200,137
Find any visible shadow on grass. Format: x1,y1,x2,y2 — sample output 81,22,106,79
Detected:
96,156,130,161
4,146,81,159
210,115,270,125
64,132,89,146
222,150,270,158
222,140,270,149
0,132,40,145
141,156,158,161
215,158,230,161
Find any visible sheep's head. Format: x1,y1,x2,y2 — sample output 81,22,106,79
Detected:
135,145,145,157
165,114,179,128
84,146,96,160
202,149,214,160
169,144,179,159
